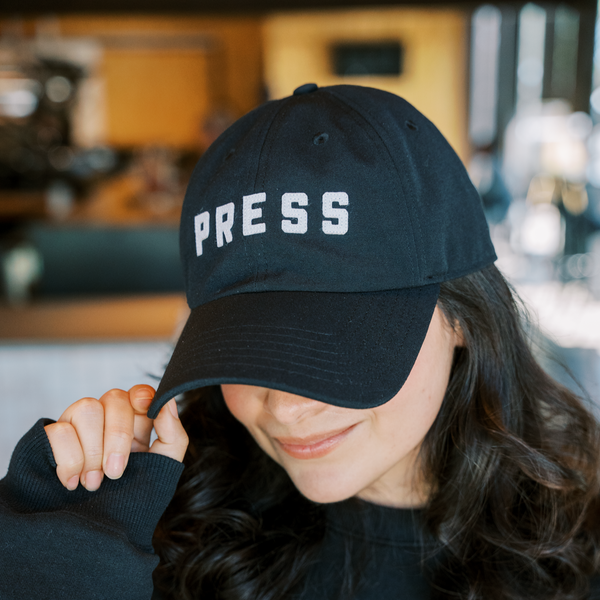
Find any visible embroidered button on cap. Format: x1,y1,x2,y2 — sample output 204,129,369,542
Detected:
293,83,318,95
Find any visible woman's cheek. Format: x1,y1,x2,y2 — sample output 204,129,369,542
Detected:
221,384,257,423
221,385,280,460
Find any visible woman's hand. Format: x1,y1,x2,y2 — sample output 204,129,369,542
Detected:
44,385,189,492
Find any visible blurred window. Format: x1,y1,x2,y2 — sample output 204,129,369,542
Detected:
469,5,502,146
550,6,579,100
517,3,547,108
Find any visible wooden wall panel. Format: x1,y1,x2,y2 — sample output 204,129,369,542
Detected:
58,15,265,122
102,49,210,148
263,8,469,159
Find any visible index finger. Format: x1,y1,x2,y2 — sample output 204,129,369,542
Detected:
128,384,155,452
128,384,156,415
98,389,135,479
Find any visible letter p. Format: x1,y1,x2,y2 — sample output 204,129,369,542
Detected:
194,211,210,256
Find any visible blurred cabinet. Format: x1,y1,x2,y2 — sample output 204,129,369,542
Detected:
103,45,211,148
263,8,469,159
59,15,265,149
2,15,265,150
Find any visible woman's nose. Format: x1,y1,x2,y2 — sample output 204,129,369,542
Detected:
263,389,324,424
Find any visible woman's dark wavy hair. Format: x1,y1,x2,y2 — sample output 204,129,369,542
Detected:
153,264,600,600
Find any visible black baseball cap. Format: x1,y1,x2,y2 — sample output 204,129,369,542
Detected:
148,83,496,419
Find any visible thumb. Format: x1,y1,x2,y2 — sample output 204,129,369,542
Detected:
149,399,189,462
129,384,156,415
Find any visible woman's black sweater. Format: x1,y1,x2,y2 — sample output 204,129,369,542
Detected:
1,419,600,600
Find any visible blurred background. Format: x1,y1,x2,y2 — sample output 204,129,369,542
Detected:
1,0,599,475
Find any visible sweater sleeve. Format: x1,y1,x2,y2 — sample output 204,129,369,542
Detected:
0,418,185,600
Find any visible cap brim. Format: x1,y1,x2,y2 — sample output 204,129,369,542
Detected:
148,285,439,419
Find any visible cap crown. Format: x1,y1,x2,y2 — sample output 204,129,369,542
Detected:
180,85,496,309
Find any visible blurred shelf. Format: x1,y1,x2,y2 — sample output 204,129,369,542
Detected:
0,293,189,341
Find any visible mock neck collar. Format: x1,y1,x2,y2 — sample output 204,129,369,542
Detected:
324,497,428,546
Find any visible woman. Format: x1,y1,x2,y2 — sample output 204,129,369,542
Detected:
1,83,599,600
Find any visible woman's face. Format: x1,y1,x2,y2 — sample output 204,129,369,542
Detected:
221,306,460,508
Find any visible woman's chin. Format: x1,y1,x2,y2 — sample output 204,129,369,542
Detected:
288,474,359,504
299,488,356,504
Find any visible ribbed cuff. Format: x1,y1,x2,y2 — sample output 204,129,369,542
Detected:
0,418,185,553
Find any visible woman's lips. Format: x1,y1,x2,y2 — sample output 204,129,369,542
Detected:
273,424,357,459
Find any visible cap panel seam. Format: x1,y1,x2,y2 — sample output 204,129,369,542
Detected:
324,88,424,282
348,90,427,280
185,103,280,303
250,98,288,291
325,93,418,283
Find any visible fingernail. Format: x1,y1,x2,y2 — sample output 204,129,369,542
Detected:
84,470,103,491
66,475,79,491
105,453,125,479
169,399,179,419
